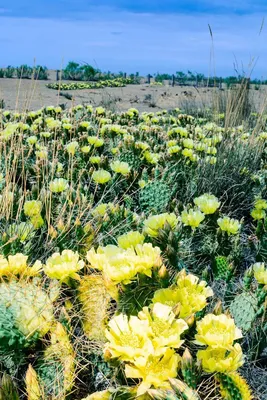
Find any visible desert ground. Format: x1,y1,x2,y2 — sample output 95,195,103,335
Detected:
1,72,266,113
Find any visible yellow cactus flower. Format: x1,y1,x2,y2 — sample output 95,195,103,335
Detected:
253,262,267,284
92,202,117,218
35,149,48,160
88,136,104,147
197,344,244,373
27,135,38,145
167,140,178,147
152,287,182,308
79,146,89,153
87,243,162,285
251,208,266,220
182,148,194,158
65,141,79,155
143,213,178,237
138,303,188,351
144,151,160,164
205,156,217,165
92,169,111,184
25,364,43,400
125,348,180,395
117,230,145,249
56,162,64,173
110,160,131,175
0,254,42,278
217,216,241,235
23,260,43,277
181,209,205,228
80,120,91,129
134,243,162,275
82,391,111,400
105,313,153,362
86,246,114,271
30,214,44,229
92,203,108,217
24,200,42,217
183,138,194,149
0,255,10,276
44,250,84,283
254,198,267,210
152,270,213,318
49,178,69,193
111,147,119,155
194,193,220,214
7,253,28,275
168,145,181,154
175,270,213,318
90,156,101,164
138,179,146,188
195,314,242,348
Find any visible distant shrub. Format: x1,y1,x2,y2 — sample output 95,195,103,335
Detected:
5,66,15,78
34,65,49,80
16,65,33,79
62,61,98,81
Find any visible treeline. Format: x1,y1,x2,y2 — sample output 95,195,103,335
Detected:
154,71,267,88
0,65,48,80
62,62,141,82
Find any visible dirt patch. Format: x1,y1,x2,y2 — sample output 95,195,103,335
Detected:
0,76,266,113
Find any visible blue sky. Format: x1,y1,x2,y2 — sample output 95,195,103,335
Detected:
0,0,266,76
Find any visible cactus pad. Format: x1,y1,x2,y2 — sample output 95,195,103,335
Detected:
139,181,172,214
230,292,257,332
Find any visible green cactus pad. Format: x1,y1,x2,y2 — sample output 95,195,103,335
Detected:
230,292,257,331
139,181,172,214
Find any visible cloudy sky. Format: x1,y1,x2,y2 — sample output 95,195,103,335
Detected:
0,0,266,77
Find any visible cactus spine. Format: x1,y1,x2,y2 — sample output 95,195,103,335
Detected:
78,274,111,341
217,372,253,400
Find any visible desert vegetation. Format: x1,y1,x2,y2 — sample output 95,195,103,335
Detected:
0,78,266,400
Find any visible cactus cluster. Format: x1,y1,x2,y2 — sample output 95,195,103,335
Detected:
2,103,267,398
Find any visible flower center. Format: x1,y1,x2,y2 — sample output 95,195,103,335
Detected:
120,333,140,347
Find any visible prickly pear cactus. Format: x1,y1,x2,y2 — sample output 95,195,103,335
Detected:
35,323,75,398
214,256,232,280
139,180,172,214
0,279,57,350
78,275,111,341
217,372,253,400
230,292,257,331
120,150,142,170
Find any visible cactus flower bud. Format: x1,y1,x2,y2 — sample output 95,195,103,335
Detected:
25,364,42,400
213,300,223,315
